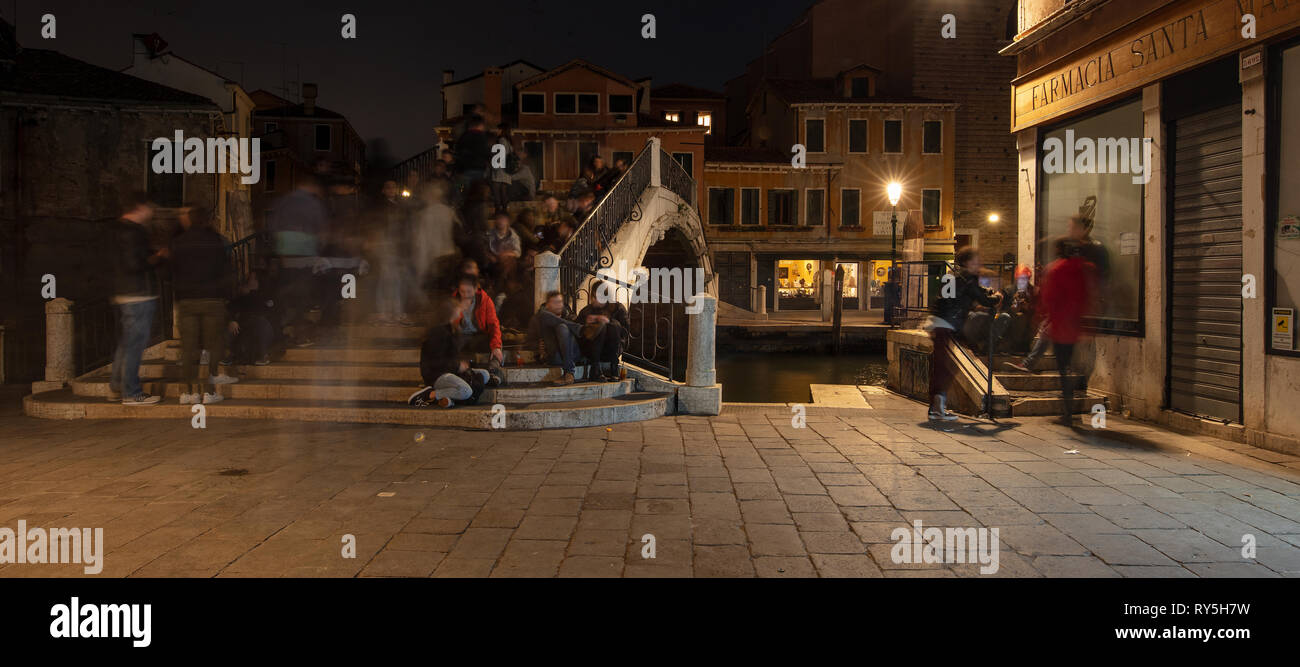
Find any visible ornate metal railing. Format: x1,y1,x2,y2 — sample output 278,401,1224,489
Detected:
558,143,653,301
625,300,683,381
227,230,268,282
659,149,695,208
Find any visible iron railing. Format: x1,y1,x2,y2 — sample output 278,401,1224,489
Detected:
660,149,695,207
228,230,268,282
558,143,653,301
72,279,174,377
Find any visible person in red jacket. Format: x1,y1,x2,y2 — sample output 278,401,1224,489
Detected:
1038,234,1096,426
451,274,505,381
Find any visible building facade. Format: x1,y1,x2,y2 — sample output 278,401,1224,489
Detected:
704,75,958,314
725,0,1020,265
436,59,708,206
121,33,255,240
1005,0,1300,453
249,85,366,222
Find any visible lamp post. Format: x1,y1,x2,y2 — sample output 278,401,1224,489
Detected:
885,182,902,325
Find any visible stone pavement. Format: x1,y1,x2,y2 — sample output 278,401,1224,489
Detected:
1,387,1299,578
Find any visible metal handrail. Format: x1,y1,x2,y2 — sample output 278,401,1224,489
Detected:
557,142,654,301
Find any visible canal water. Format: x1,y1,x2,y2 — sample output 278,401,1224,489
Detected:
714,351,888,403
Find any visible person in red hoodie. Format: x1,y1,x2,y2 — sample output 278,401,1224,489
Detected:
1038,231,1096,426
451,274,506,383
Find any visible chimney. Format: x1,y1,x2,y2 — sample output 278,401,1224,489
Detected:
302,82,318,115
442,70,455,85
482,67,503,123
639,78,653,114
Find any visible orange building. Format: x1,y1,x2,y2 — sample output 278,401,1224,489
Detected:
436,59,708,205
704,74,958,313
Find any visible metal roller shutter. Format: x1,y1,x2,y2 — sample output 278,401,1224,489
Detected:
1168,104,1243,422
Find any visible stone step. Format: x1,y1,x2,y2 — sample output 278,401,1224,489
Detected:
24,388,672,431
1009,391,1108,417
995,372,1089,392
70,376,634,404
120,359,603,385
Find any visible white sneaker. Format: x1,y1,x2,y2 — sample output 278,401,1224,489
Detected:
929,395,960,422
211,374,240,385
179,393,200,405
202,392,224,404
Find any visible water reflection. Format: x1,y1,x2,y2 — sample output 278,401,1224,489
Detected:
715,351,887,403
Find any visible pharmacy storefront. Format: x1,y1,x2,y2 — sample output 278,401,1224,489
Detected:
1005,0,1300,452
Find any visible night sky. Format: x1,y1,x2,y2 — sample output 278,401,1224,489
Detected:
6,0,818,164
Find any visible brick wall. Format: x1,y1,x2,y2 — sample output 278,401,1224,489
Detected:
912,0,1021,266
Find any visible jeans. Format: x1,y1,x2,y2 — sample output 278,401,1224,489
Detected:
535,310,581,374
1024,321,1050,365
435,369,489,405
928,326,954,401
178,298,227,393
1053,341,1076,418
110,298,157,399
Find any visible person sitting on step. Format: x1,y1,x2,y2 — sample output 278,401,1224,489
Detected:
527,291,583,386
576,281,629,382
451,274,506,385
410,300,490,408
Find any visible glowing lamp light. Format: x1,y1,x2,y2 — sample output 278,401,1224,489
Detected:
988,213,1000,223
886,182,902,208
401,190,411,198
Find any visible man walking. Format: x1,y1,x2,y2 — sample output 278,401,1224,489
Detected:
110,193,166,405
1039,233,1096,426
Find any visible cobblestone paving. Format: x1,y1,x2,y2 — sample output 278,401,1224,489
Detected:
1,392,1298,578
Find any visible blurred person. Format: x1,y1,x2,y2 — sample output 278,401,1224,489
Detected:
509,149,537,202
373,180,414,326
110,192,166,406
527,291,582,386
489,123,516,212
451,103,486,144
409,299,490,409
171,205,238,404
925,247,1002,421
453,116,493,205
573,191,596,223
512,209,544,255
1039,236,1097,426
543,217,576,253
484,212,522,287
267,173,331,344
222,270,278,367
569,165,596,200
576,282,629,382
410,180,459,300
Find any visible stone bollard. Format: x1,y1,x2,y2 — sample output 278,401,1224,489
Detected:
754,285,768,315
35,298,75,393
534,251,561,311
680,293,722,415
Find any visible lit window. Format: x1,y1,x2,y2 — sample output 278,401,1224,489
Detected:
697,111,712,135
664,111,680,123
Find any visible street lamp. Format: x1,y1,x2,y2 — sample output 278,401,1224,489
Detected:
885,182,902,325
988,213,1000,224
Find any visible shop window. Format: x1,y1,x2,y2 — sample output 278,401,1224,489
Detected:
741,188,761,225
1270,40,1300,354
778,260,822,310
709,188,736,225
1038,97,1145,334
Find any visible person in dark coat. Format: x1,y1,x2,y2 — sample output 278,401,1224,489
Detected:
171,204,239,403
575,283,630,382
925,246,1002,421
